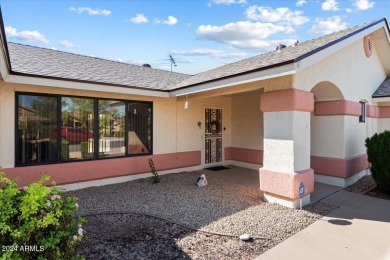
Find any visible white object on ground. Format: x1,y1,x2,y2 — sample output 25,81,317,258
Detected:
239,233,251,241
197,174,208,187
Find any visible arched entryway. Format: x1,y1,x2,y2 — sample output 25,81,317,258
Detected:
310,81,348,185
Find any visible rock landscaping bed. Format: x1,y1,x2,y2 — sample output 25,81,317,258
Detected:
345,175,390,200
68,171,337,259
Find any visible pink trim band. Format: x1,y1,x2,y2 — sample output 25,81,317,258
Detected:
311,154,369,178
379,106,390,118
366,104,378,118
260,89,314,112
316,103,390,118
260,168,314,200
224,147,263,165
3,151,201,187
315,100,361,116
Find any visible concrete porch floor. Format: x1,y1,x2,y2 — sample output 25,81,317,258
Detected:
199,165,343,203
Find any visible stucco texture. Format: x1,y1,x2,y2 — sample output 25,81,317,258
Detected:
231,92,263,150
0,82,232,170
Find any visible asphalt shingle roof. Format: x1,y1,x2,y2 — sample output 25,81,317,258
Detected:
6,19,386,92
373,77,390,98
173,19,384,89
8,42,191,91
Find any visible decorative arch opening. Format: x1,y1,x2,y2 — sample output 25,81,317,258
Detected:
310,81,344,101
310,81,346,180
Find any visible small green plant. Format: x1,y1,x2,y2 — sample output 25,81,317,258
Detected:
80,141,93,159
365,130,390,192
51,139,70,160
0,172,85,259
148,158,160,184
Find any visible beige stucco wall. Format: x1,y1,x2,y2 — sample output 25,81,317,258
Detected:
263,111,310,172
295,37,387,159
176,96,232,162
231,92,263,150
344,116,369,157
378,118,390,133
310,115,345,158
0,82,232,168
294,38,386,101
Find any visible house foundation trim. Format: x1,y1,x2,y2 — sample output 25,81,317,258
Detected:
263,193,311,209
311,153,369,178
3,150,201,187
315,169,371,187
224,147,263,165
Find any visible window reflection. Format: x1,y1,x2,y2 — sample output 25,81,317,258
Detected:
98,100,125,158
128,102,152,155
60,97,94,160
16,94,153,165
17,95,58,164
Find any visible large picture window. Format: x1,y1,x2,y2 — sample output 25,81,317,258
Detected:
17,95,58,164
16,93,152,166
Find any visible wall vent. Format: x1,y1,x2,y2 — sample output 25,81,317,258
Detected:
363,35,372,58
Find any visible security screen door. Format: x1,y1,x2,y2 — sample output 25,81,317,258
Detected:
204,108,222,165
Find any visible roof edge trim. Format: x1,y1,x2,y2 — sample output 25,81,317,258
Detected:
171,59,295,91
8,71,171,93
0,7,12,75
294,18,388,62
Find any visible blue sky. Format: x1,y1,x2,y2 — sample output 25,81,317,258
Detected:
1,0,389,75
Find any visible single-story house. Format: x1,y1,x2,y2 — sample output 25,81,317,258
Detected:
1,14,390,208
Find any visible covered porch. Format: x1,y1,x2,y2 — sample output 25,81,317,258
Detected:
174,76,318,208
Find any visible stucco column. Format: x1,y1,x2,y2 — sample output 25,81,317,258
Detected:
260,89,314,208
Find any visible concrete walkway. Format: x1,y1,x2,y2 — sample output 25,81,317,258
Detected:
201,165,390,259
256,190,390,260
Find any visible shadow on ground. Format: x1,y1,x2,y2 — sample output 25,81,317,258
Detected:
75,213,277,259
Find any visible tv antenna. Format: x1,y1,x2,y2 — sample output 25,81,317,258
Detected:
169,54,177,72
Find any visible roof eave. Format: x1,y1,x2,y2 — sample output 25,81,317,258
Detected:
294,19,390,75
6,72,171,98
171,19,390,94
169,61,296,97
294,18,388,63
0,7,11,80
372,96,390,103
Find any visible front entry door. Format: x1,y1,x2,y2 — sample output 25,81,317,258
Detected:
204,108,222,165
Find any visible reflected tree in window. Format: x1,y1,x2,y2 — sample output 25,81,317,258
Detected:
17,95,58,164
98,100,125,158
61,97,94,161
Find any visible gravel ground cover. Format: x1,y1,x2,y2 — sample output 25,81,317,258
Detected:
68,171,337,259
345,175,390,200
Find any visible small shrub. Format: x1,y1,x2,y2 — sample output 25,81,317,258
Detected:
365,130,390,192
50,139,70,161
148,159,160,184
80,141,93,159
0,172,85,259
61,139,70,161
80,141,104,159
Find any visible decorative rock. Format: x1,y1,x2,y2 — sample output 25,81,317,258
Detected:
68,171,338,259
239,233,250,241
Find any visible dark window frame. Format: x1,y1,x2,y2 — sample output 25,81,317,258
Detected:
15,92,153,167
359,101,366,123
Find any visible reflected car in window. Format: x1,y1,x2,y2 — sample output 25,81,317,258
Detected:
52,127,92,143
